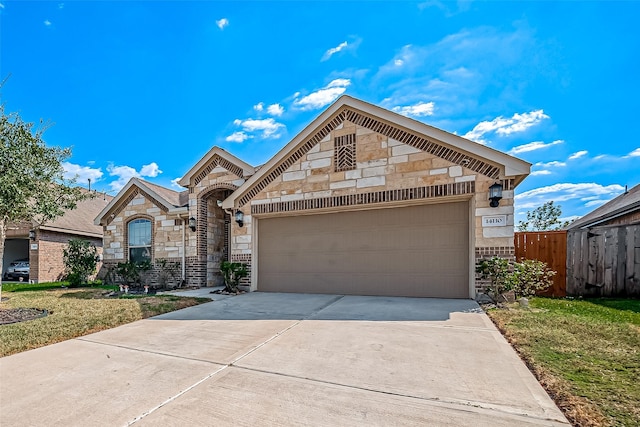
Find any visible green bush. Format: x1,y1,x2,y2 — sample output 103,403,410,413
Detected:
511,259,555,297
220,261,248,293
116,260,152,286
63,239,98,286
476,257,556,302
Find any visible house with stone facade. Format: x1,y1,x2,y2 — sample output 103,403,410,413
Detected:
95,96,530,298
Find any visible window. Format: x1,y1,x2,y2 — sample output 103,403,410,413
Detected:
128,219,151,263
334,133,356,172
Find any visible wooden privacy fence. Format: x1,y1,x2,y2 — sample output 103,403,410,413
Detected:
567,224,640,297
514,231,567,297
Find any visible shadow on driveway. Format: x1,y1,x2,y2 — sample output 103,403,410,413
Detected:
150,292,482,322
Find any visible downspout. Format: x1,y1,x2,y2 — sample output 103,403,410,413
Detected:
182,218,186,284
177,213,187,285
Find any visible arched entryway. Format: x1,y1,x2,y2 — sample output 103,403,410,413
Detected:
197,185,235,287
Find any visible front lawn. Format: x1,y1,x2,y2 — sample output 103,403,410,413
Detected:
487,298,640,427
0,285,210,357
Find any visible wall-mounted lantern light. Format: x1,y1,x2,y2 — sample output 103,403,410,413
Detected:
235,210,244,228
29,229,36,240
488,182,503,208
188,217,196,232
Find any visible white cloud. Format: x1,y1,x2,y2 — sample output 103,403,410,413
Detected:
394,59,404,66
253,102,264,112
464,110,549,143
535,161,566,168
584,199,608,208
392,101,435,117
294,79,351,110
530,170,552,176
225,131,251,142
267,103,284,117
515,183,625,210
625,148,640,157
568,150,588,160
107,162,163,191
140,163,162,177
170,177,183,190
216,18,229,30
44,19,52,26
509,139,563,155
233,118,284,139
62,162,103,183
322,41,348,61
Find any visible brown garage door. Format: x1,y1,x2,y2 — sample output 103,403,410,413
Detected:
257,201,470,298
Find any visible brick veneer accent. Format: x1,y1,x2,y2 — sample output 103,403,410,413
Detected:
190,187,234,287
251,182,475,215
30,230,103,283
100,257,183,289
474,246,516,293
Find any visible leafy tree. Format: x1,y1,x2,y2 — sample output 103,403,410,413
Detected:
517,201,570,231
1,105,88,301
63,239,98,286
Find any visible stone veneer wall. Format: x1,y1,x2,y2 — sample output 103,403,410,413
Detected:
230,119,517,296
102,193,188,287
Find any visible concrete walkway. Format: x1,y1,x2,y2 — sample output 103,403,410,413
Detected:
0,293,569,426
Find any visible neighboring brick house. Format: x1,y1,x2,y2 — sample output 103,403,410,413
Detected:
3,194,112,283
96,96,531,298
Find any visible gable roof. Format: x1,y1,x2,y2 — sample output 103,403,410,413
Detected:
178,146,255,187
36,191,113,238
223,95,531,210
567,183,640,230
94,178,188,225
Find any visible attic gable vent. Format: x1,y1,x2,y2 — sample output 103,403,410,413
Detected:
334,133,356,172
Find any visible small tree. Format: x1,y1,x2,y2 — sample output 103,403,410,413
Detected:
220,261,248,293
517,201,570,231
63,239,98,286
1,105,89,301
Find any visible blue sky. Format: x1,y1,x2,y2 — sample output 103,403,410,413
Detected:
1,1,639,224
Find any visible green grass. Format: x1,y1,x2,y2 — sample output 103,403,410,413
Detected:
487,298,640,427
1,281,115,293
0,286,210,357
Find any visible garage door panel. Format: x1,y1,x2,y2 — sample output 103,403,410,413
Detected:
258,202,470,298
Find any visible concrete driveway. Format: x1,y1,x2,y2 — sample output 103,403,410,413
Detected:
0,293,569,426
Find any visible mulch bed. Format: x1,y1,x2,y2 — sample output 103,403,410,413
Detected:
0,308,48,325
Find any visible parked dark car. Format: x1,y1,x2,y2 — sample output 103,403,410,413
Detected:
3,259,30,281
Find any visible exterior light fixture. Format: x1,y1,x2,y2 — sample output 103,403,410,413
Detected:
488,182,503,208
29,230,36,240
235,210,244,227
188,217,196,232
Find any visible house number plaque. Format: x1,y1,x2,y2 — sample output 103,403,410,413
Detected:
482,215,507,227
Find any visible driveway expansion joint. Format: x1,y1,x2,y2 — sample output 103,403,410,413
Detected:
231,364,570,425
126,295,348,426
